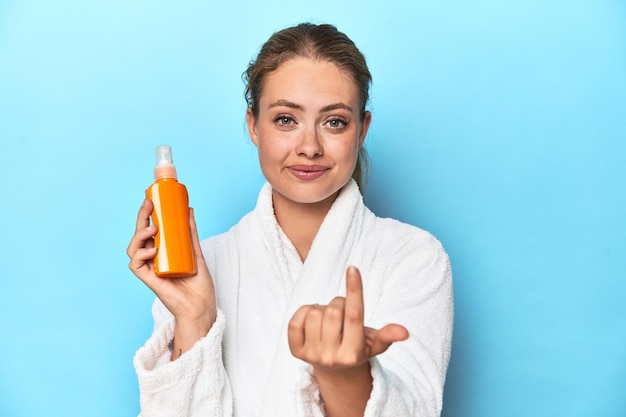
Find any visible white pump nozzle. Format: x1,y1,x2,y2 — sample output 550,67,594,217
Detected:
156,145,174,166
154,145,178,180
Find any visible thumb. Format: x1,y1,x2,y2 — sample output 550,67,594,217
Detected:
365,324,409,357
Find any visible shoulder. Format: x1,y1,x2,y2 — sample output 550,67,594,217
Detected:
365,212,447,261
361,211,452,290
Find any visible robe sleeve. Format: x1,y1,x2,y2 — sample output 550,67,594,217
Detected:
133,301,233,417
363,228,454,417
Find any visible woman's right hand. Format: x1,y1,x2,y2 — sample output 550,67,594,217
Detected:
126,198,217,359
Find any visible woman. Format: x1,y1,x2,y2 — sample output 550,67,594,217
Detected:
127,22,453,417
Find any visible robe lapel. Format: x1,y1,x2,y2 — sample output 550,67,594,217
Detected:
258,180,366,416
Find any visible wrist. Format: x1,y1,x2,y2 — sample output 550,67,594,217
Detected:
171,312,215,360
313,361,372,386
313,361,373,417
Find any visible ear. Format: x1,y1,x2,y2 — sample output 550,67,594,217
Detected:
358,111,372,148
246,108,259,147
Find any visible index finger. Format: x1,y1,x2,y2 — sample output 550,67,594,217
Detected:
341,265,365,347
135,198,153,232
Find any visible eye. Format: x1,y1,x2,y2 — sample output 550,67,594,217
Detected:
326,117,348,129
273,114,296,126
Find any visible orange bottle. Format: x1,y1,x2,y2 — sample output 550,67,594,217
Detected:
146,145,196,278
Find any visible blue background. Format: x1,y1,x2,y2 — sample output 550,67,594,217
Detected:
1,1,625,416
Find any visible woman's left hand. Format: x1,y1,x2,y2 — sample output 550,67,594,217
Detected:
288,266,409,416
287,265,409,372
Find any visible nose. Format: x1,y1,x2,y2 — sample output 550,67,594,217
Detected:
296,125,323,158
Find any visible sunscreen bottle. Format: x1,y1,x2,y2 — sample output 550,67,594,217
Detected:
146,145,196,278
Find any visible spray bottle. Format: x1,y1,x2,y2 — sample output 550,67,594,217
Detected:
146,145,196,278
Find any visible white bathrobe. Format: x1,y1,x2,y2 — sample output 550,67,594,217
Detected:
134,179,453,417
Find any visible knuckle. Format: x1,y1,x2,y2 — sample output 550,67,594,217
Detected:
307,307,323,320
325,305,342,320
345,309,363,324
288,318,302,332
329,296,345,306
337,349,360,365
319,352,336,367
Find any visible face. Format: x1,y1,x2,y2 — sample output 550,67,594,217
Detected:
247,57,371,210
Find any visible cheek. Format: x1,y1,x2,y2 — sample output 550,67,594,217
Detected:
335,138,360,161
256,135,288,164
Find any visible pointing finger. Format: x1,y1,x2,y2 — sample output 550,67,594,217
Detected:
135,199,153,232
341,266,365,348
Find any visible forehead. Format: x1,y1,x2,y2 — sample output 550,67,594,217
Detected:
260,57,360,109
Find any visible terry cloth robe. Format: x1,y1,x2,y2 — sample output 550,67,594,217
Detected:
134,179,453,417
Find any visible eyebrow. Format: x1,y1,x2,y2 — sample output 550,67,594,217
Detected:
268,99,353,113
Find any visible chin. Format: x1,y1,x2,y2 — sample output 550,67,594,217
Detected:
274,183,341,206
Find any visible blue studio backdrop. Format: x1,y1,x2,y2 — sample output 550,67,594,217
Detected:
1,1,624,416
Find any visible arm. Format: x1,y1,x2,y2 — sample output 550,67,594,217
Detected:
128,199,233,416
134,309,232,417
289,231,453,417
363,235,453,417
127,199,217,356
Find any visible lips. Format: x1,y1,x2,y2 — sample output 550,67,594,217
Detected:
287,164,330,181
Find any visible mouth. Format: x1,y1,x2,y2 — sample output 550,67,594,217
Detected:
289,164,328,172
287,165,330,180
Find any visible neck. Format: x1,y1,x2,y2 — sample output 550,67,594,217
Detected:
272,191,339,262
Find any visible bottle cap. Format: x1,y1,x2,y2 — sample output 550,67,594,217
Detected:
154,145,178,180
